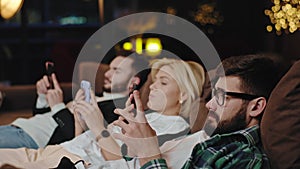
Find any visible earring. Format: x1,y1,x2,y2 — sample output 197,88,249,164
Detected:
179,100,183,104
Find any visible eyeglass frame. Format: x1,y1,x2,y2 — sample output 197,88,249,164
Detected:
212,88,261,106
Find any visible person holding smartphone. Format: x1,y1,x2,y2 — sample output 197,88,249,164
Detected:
0,58,207,169
0,73,64,149
0,52,150,149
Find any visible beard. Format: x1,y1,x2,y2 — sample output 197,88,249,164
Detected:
103,86,111,93
204,102,248,136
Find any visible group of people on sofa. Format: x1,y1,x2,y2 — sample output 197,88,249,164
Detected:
0,51,298,169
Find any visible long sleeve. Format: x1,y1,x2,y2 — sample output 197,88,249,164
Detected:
47,108,75,145
33,94,51,115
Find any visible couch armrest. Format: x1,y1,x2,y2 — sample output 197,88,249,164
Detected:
0,82,74,112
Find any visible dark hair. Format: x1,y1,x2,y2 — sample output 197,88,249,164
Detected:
215,54,284,99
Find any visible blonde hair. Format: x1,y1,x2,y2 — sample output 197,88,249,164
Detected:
150,58,205,119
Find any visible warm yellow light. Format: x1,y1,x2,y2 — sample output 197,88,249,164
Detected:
0,0,24,19
265,0,300,34
135,38,143,54
123,42,133,51
266,25,273,32
145,38,162,56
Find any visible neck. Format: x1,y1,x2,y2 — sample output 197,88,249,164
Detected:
246,118,259,128
160,105,181,116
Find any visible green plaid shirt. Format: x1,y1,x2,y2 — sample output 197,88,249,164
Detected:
140,125,270,169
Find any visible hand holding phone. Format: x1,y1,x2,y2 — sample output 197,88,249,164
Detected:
129,83,138,107
81,80,91,103
45,61,55,89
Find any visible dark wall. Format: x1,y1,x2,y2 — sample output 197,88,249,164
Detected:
0,0,299,85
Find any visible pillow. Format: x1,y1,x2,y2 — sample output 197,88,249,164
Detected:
261,60,300,169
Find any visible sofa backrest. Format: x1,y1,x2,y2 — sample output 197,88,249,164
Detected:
261,59,300,169
0,83,73,112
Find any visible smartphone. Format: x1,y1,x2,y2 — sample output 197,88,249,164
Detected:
129,83,138,107
45,61,55,89
81,80,91,103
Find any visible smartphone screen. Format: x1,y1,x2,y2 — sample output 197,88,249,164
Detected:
45,61,55,89
81,80,91,103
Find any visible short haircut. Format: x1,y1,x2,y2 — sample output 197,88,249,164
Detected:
215,54,283,99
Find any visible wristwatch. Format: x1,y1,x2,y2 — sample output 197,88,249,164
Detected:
95,129,110,141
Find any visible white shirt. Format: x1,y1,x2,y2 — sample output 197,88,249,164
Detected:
12,92,126,148
12,93,64,147
60,112,190,169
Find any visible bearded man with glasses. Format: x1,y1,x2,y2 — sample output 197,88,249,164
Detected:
112,54,286,169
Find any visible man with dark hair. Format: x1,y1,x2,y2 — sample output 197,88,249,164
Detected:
47,53,150,145
113,54,284,168
0,53,150,148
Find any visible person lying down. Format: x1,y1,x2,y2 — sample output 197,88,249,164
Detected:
0,58,206,169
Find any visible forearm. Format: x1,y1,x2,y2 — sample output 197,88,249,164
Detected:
48,108,75,144
95,127,123,161
98,136,122,161
52,108,74,135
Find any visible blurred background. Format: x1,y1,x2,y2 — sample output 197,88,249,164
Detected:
1,0,299,85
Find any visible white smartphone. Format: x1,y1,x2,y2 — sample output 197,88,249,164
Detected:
81,80,91,103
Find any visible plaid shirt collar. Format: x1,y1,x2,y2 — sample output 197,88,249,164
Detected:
215,124,260,146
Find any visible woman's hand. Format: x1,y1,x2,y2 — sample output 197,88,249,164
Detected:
74,89,85,103
112,90,161,164
70,89,88,135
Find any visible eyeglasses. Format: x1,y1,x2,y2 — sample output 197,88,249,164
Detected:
212,88,260,106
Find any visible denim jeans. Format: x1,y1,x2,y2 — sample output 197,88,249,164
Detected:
0,125,38,149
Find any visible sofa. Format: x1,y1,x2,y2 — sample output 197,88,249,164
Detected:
0,62,109,125
0,83,74,125
0,59,299,169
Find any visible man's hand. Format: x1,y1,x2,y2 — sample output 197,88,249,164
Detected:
113,90,162,165
36,75,51,95
46,74,63,108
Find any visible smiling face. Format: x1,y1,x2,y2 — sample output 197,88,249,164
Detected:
204,76,249,136
103,56,135,94
147,65,181,116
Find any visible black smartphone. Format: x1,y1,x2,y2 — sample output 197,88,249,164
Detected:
128,68,151,108
45,61,55,89
129,83,138,107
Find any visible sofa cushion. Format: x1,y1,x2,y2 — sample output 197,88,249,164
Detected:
261,60,300,169
0,83,74,112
